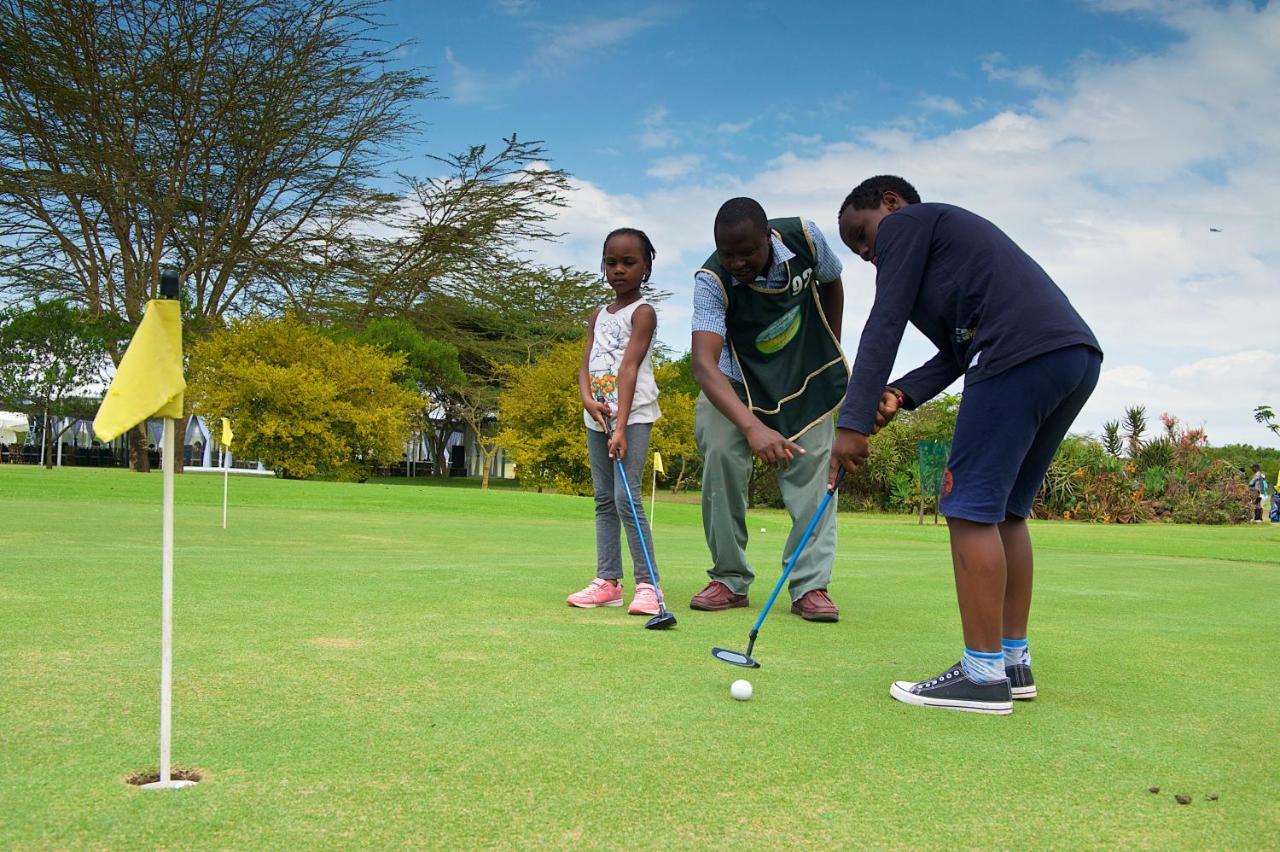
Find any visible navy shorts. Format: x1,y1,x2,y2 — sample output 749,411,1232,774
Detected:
940,345,1102,524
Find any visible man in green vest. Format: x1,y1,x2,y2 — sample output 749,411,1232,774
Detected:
689,197,849,621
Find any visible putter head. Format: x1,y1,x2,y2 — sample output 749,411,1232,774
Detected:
645,611,677,630
711,647,760,668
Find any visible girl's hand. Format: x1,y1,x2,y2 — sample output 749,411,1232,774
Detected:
586,398,613,430
608,428,627,460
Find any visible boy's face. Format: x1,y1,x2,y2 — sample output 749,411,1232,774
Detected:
714,220,772,285
838,191,910,266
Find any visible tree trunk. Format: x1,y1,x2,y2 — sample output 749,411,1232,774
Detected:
128,423,151,473
42,409,52,468
426,421,450,477
478,440,500,490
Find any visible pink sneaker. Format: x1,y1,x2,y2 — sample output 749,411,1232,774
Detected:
567,578,623,608
629,583,662,615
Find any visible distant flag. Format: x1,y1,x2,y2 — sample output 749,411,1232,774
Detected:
650,452,665,526
92,300,185,442
220,418,233,530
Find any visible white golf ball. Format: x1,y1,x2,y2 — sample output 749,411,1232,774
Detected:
760,527,766,533
730,679,753,701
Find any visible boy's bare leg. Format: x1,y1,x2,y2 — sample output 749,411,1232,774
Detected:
947,518,1006,653
999,516,1033,640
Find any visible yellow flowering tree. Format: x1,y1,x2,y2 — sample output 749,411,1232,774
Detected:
188,316,419,481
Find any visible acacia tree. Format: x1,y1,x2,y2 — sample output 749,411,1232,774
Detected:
0,0,431,467
356,318,463,476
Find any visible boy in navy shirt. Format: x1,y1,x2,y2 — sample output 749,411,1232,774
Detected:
830,175,1102,715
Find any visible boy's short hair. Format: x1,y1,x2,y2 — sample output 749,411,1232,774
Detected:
838,175,922,216
714,197,768,233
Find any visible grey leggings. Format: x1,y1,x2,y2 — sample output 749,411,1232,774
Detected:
586,423,659,584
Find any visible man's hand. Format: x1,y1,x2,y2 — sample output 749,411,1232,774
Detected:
872,389,902,435
585,398,612,430
829,427,870,487
608,427,627,460
746,421,805,468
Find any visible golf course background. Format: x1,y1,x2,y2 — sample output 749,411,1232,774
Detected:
2,466,1277,847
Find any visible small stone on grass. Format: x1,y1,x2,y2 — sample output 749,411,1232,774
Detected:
1175,794,1191,805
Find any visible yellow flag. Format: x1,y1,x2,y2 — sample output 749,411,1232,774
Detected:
220,417,233,450
92,300,185,442
653,451,665,476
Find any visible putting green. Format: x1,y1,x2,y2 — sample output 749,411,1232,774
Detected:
1,466,1276,847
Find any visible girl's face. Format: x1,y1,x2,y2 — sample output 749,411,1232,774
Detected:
602,233,649,296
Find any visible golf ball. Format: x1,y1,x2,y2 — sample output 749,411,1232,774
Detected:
730,679,753,701
760,527,766,533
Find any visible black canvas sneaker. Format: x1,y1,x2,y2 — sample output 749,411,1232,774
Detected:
1006,663,1037,700
889,661,1013,715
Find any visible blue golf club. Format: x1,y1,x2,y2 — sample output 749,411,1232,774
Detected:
712,467,845,667
601,413,676,630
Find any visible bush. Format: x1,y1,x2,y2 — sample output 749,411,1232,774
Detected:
188,316,419,481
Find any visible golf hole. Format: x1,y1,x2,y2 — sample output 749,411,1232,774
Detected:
125,767,203,786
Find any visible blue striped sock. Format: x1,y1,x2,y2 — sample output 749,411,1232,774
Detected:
961,648,1006,683
1002,637,1030,668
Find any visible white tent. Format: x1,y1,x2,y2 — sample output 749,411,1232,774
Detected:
0,411,28,444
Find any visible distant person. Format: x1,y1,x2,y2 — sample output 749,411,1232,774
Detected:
1269,488,1280,523
567,228,665,618
689,197,849,622
1248,464,1267,523
831,175,1102,715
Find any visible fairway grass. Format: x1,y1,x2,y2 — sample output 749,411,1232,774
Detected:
2,467,1277,848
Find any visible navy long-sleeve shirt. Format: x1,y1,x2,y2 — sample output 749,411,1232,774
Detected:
838,203,1101,434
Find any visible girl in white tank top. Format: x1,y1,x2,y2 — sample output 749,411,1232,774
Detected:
567,228,666,616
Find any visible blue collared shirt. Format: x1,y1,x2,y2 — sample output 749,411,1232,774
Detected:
691,220,843,381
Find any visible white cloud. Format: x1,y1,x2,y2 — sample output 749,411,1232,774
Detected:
530,14,663,74
646,154,704,180
716,120,753,134
493,0,534,15
444,48,510,106
523,2,1280,445
782,132,823,146
641,106,677,149
981,52,1051,89
915,95,966,116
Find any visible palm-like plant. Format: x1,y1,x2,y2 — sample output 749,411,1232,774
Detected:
1123,405,1147,458
1102,420,1123,458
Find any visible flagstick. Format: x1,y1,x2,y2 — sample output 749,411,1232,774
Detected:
650,466,657,526
222,462,228,529
141,417,194,789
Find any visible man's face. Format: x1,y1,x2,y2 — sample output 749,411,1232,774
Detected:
838,191,909,266
714,220,772,285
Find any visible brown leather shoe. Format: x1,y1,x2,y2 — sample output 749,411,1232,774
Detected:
791,588,839,622
690,580,749,611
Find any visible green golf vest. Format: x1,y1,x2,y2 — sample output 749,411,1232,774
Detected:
699,217,849,440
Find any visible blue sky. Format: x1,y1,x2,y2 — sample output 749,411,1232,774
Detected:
391,1,1180,192
377,1,1280,446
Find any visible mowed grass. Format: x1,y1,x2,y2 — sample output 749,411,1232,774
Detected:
1,466,1277,849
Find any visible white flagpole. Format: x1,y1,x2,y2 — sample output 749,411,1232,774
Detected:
222,460,229,529
650,466,657,527
142,417,194,789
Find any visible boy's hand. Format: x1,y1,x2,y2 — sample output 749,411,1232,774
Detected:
829,428,870,487
872,389,903,435
745,421,805,468
608,428,627,460
586,398,612,430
